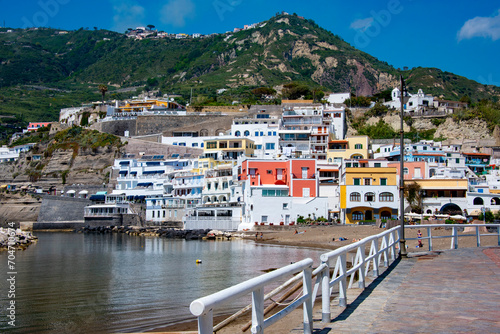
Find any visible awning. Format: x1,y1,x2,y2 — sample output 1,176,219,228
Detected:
66,190,76,194
78,190,88,195
119,161,130,165
119,171,128,175
137,182,153,187
89,194,106,201
96,191,107,195
143,170,165,174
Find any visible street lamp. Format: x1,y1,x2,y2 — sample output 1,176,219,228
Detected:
399,75,410,258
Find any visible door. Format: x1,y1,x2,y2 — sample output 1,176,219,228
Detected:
302,188,310,198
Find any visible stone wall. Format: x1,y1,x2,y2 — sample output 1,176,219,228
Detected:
136,115,236,136
91,119,137,137
124,138,203,157
186,105,249,113
36,195,91,228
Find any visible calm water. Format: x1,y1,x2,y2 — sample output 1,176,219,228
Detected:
0,232,325,333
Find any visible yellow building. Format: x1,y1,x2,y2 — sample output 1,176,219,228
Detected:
327,135,370,162
203,137,255,160
340,167,399,224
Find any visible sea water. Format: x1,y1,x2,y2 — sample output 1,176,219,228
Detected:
0,232,325,333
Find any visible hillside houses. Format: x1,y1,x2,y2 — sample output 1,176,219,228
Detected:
47,95,500,229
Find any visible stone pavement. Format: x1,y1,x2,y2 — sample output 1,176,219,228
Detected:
307,247,500,334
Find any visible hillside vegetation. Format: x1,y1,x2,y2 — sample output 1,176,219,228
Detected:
1,14,500,141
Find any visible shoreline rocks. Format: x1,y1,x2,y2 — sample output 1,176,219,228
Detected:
0,227,38,250
77,226,216,240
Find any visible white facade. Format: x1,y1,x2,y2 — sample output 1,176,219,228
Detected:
59,107,86,125
327,92,351,104
385,88,434,112
230,121,280,158
323,106,346,140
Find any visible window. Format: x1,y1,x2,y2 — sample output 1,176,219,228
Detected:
352,211,364,220
365,192,375,202
403,167,409,175
380,178,387,186
260,132,264,136
266,143,275,150
473,197,484,205
219,142,227,148
263,189,277,196
235,130,241,137
152,211,155,218
207,142,217,149
364,178,371,185
379,192,394,202
244,130,250,136
350,192,361,201
192,143,198,147
255,145,262,150
283,203,288,209
262,216,268,223
455,158,460,164
273,131,277,136
346,163,352,167
267,170,272,174
255,131,259,136
301,167,309,179
374,163,381,167
353,178,360,185
355,144,363,149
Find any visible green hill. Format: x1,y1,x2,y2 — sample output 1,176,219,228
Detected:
0,14,499,142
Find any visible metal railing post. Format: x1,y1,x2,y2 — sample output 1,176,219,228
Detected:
339,253,347,307
476,226,481,247
198,309,213,334
371,238,379,277
321,261,331,322
427,227,432,251
451,226,458,249
303,266,313,334
251,288,264,334
357,247,366,289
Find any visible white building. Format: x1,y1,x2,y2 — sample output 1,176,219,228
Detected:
385,88,434,113
327,92,351,105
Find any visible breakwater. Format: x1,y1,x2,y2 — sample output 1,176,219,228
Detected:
77,225,219,240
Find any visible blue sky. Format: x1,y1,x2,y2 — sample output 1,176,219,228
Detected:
3,0,500,87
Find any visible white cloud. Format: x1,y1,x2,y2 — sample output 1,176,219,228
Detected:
458,10,500,41
160,0,195,27
111,0,146,32
350,17,374,32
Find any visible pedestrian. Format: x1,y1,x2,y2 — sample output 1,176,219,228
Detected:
260,232,263,239
417,230,423,248
255,232,258,239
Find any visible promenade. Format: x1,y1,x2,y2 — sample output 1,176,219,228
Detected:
306,247,500,333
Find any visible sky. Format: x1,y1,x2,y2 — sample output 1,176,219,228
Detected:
2,0,500,87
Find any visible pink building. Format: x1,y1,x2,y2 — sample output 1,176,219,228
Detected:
26,122,52,132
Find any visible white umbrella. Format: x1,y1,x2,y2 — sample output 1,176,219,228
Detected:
405,212,421,218
450,214,467,220
434,214,450,219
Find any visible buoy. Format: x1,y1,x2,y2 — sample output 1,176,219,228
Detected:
196,259,202,264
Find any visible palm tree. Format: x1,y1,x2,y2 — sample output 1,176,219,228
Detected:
98,84,108,105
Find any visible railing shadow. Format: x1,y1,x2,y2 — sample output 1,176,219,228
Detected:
328,257,402,324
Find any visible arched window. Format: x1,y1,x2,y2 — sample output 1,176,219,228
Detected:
379,192,394,202
355,144,363,149
403,167,409,175
235,130,241,137
380,211,391,220
244,130,250,136
473,197,484,205
491,197,500,205
351,154,363,159
365,192,375,202
350,192,361,201
352,211,364,220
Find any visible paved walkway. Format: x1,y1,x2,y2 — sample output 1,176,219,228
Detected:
308,247,500,333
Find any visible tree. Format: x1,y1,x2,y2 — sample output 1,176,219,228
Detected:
404,182,423,213
147,24,155,31
282,83,311,100
251,87,276,99
98,84,108,105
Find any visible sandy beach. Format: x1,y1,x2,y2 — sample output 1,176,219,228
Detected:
150,223,500,333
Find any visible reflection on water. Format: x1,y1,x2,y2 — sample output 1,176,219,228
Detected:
0,233,325,333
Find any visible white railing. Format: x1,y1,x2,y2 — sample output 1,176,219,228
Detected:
190,258,314,334
405,224,500,251
317,226,400,322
